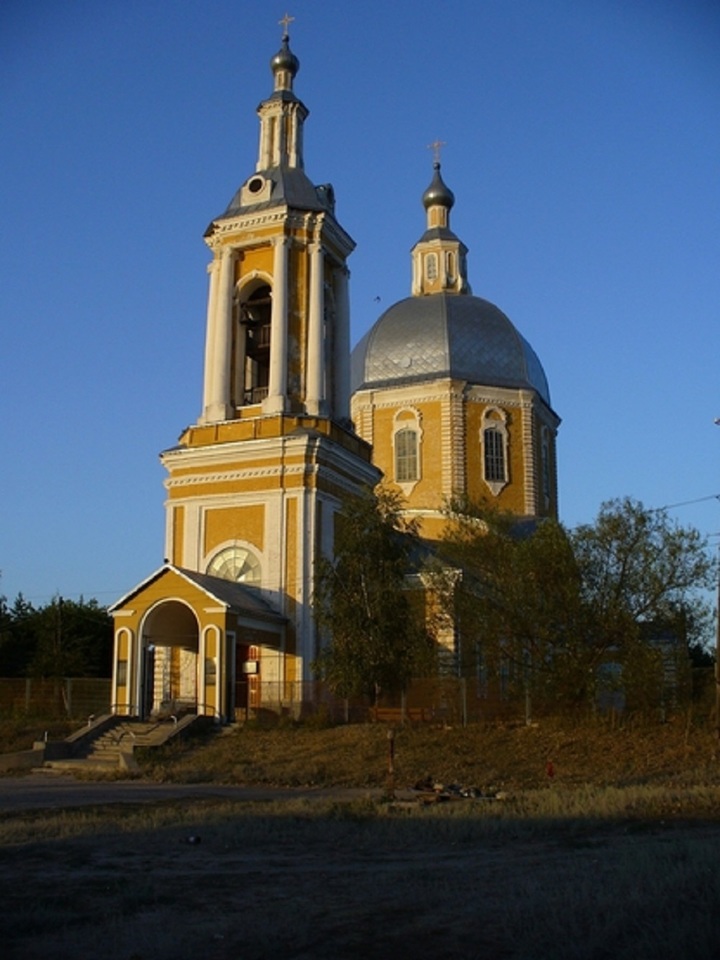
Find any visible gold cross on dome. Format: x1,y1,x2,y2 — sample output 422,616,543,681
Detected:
428,139,446,164
279,12,295,37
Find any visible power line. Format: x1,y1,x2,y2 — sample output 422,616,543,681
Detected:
658,493,720,512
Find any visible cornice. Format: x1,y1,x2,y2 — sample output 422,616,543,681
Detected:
206,210,289,246
164,437,379,491
205,208,354,258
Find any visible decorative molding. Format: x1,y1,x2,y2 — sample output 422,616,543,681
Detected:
166,464,312,489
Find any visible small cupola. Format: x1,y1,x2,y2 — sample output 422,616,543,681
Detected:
271,32,300,93
423,161,455,225
411,154,469,296
252,18,308,173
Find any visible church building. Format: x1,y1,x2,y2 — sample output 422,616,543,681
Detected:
110,25,559,721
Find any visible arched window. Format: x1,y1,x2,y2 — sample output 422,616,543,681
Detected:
426,253,438,282
481,408,509,495
236,284,272,405
206,545,261,585
392,408,423,489
446,251,456,281
395,428,419,482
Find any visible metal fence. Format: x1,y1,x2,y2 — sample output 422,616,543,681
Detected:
245,672,710,726
2,669,709,724
242,678,572,725
0,678,112,718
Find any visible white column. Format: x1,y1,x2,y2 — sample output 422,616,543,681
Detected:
203,245,235,422
200,255,220,421
264,236,289,415
305,240,325,416
333,266,351,421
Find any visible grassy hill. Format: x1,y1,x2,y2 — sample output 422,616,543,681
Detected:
4,713,720,792
136,714,720,792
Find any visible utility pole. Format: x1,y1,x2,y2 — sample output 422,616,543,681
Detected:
714,424,720,741
716,541,720,742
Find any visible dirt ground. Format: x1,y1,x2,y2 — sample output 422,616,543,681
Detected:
3,787,720,960
4,715,720,959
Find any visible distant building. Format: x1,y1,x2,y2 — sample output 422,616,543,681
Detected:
110,27,559,721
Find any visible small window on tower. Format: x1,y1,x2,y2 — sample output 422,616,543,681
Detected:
446,251,456,280
426,253,438,282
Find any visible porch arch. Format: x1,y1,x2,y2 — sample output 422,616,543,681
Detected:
141,600,200,717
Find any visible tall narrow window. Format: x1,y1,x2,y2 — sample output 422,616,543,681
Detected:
483,428,505,483
395,428,419,482
446,251,456,281
238,285,272,405
541,427,551,508
426,253,438,282
392,407,423,491
481,407,509,495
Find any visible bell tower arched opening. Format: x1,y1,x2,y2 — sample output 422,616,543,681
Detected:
235,283,272,407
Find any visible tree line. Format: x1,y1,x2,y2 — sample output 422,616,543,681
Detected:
0,594,113,679
313,489,716,714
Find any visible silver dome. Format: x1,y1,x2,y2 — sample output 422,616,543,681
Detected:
351,294,551,406
422,162,455,210
271,36,299,77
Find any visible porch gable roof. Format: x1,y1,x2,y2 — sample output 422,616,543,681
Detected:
109,564,286,625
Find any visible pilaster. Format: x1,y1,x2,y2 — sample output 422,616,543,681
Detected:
305,240,325,416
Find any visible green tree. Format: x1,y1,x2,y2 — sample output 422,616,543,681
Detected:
0,594,38,677
440,500,589,711
313,486,434,700
570,497,714,648
570,498,715,712
28,596,113,678
0,594,113,678
440,496,715,715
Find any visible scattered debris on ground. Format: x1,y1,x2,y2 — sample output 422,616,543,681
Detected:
410,775,510,804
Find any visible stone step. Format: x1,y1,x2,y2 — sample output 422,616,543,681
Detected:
42,714,201,771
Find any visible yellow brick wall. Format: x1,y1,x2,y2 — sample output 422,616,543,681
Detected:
240,245,274,278
204,503,265,556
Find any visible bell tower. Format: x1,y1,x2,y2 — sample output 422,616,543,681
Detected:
200,24,353,426
160,22,379,688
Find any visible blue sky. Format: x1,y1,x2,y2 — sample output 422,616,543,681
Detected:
1,0,719,607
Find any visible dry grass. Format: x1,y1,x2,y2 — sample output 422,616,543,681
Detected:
0,717,77,754
136,713,720,793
